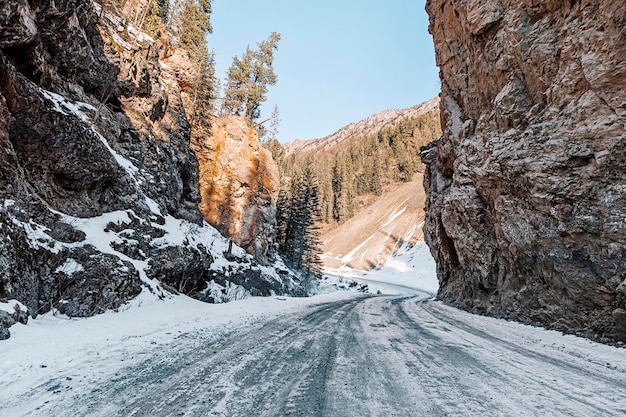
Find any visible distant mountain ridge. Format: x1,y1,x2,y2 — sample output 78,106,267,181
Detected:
284,96,440,155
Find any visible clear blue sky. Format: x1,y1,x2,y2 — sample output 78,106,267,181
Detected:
209,0,440,142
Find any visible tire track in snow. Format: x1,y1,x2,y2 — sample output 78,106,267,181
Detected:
395,299,626,416
17,295,626,417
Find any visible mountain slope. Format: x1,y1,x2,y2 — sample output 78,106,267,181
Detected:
0,0,299,339
276,98,440,274
284,97,440,155
321,173,426,272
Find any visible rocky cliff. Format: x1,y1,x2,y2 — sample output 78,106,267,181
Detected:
0,0,298,338
423,0,626,341
193,116,280,265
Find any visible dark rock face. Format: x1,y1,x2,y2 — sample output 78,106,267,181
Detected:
424,0,626,342
0,0,165,319
0,0,299,337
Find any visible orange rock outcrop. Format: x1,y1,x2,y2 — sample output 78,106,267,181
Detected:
193,116,279,264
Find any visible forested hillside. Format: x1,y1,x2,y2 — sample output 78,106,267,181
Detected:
272,100,441,224
265,99,441,276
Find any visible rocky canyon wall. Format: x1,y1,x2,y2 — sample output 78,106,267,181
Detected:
0,0,297,337
423,0,626,341
193,116,279,266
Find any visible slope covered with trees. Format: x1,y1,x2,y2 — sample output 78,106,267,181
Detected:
277,102,441,225
266,99,441,275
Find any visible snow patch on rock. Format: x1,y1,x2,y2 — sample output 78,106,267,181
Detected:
54,259,84,276
0,300,28,315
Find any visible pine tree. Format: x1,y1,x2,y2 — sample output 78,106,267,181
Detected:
370,160,382,195
268,104,281,141
331,159,343,223
171,0,217,130
264,137,285,167
275,186,291,254
176,0,212,63
331,156,355,223
223,32,281,121
156,0,169,21
191,50,218,127
275,161,323,282
143,0,170,38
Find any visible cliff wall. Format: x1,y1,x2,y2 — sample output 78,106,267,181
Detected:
193,116,279,265
0,0,297,338
423,0,626,341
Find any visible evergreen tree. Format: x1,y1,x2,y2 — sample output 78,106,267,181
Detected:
331,159,343,223
156,0,170,21
171,0,217,129
370,160,382,195
331,156,354,223
268,104,281,141
274,161,323,282
264,137,285,167
223,32,281,121
191,50,218,127
275,186,291,253
176,0,212,63
143,0,170,38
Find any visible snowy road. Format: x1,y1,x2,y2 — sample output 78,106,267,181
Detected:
9,292,624,417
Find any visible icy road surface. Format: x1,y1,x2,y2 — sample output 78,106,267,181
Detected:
1,240,624,417
4,290,626,416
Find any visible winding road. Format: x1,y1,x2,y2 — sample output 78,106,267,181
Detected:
48,288,626,417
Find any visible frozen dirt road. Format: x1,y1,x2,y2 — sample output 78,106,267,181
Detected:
22,291,626,417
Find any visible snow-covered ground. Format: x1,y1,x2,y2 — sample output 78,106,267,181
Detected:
0,290,358,416
320,174,428,272
0,241,436,415
2,240,626,416
321,239,439,296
